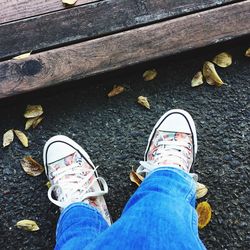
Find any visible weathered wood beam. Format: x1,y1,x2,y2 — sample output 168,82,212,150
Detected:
0,0,239,60
0,1,249,99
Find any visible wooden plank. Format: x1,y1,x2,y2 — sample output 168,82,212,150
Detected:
0,1,249,99
0,0,240,60
0,0,101,24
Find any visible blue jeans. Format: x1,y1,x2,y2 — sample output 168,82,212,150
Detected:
55,167,206,250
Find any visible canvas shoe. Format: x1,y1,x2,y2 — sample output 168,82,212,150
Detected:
137,109,198,177
43,135,112,225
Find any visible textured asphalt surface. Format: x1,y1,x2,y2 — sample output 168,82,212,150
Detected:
0,37,249,250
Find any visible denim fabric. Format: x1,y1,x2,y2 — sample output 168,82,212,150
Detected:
55,167,206,250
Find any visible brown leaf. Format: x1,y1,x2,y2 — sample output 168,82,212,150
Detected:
203,61,224,86
3,129,14,147
13,52,31,60
245,48,250,57
212,52,232,68
191,71,203,87
14,130,28,147
196,201,212,229
137,96,150,109
143,69,157,81
129,170,144,186
62,0,78,5
16,220,39,231
196,182,208,199
24,105,43,118
107,85,125,97
20,156,44,176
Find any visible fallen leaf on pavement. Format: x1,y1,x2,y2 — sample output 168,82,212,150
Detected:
25,117,44,130
3,129,14,147
196,182,208,199
13,52,31,60
245,48,250,57
14,130,28,147
138,96,150,109
20,156,44,176
45,181,51,189
16,220,39,231
212,52,232,68
203,61,224,86
191,71,203,87
196,201,212,229
62,0,78,5
24,105,43,118
143,69,157,81
130,170,144,186
32,116,44,128
108,85,125,97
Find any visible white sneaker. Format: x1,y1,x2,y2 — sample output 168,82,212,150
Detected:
137,109,197,175
43,135,111,225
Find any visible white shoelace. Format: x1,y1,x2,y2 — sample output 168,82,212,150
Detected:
137,139,192,175
48,162,108,208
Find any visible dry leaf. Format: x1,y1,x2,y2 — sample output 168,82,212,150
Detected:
32,116,43,128
138,96,150,109
108,85,125,97
24,105,43,118
3,129,14,147
191,71,203,87
213,52,232,68
16,220,39,231
13,52,31,60
25,117,44,130
14,130,28,147
143,69,157,81
245,48,250,57
196,182,208,199
130,170,144,186
45,181,51,189
196,201,212,229
203,61,224,86
62,0,78,5
20,156,44,176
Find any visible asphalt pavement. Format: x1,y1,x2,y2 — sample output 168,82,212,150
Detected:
0,37,249,250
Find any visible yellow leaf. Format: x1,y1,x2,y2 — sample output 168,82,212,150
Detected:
20,156,44,176
245,48,250,57
13,52,31,60
25,117,44,130
24,105,43,118
107,85,125,97
14,130,28,147
191,71,203,87
3,129,14,147
212,52,232,68
137,96,150,109
32,116,44,128
16,220,39,231
62,0,78,5
203,61,224,87
45,181,51,189
129,170,144,186
143,69,157,81
196,182,208,199
196,201,212,229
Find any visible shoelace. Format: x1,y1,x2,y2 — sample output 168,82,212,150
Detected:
137,139,192,175
48,162,108,208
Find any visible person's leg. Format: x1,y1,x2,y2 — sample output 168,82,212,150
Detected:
85,109,206,250
43,135,112,249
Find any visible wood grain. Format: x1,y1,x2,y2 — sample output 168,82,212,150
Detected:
0,1,249,99
0,0,101,24
0,0,239,60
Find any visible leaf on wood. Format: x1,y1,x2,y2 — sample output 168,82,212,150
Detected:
203,61,224,86
245,48,250,57
196,182,208,199
20,156,44,176
3,129,14,147
107,85,125,97
196,201,212,229
45,181,51,189
14,130,28,147
137,96,150,109
143,69,157,81
16,220,39,232
24,105,43,118
62,0,78,6
212,52,232,68
13,52,31,60
191,71,203,87
130,170,144,186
